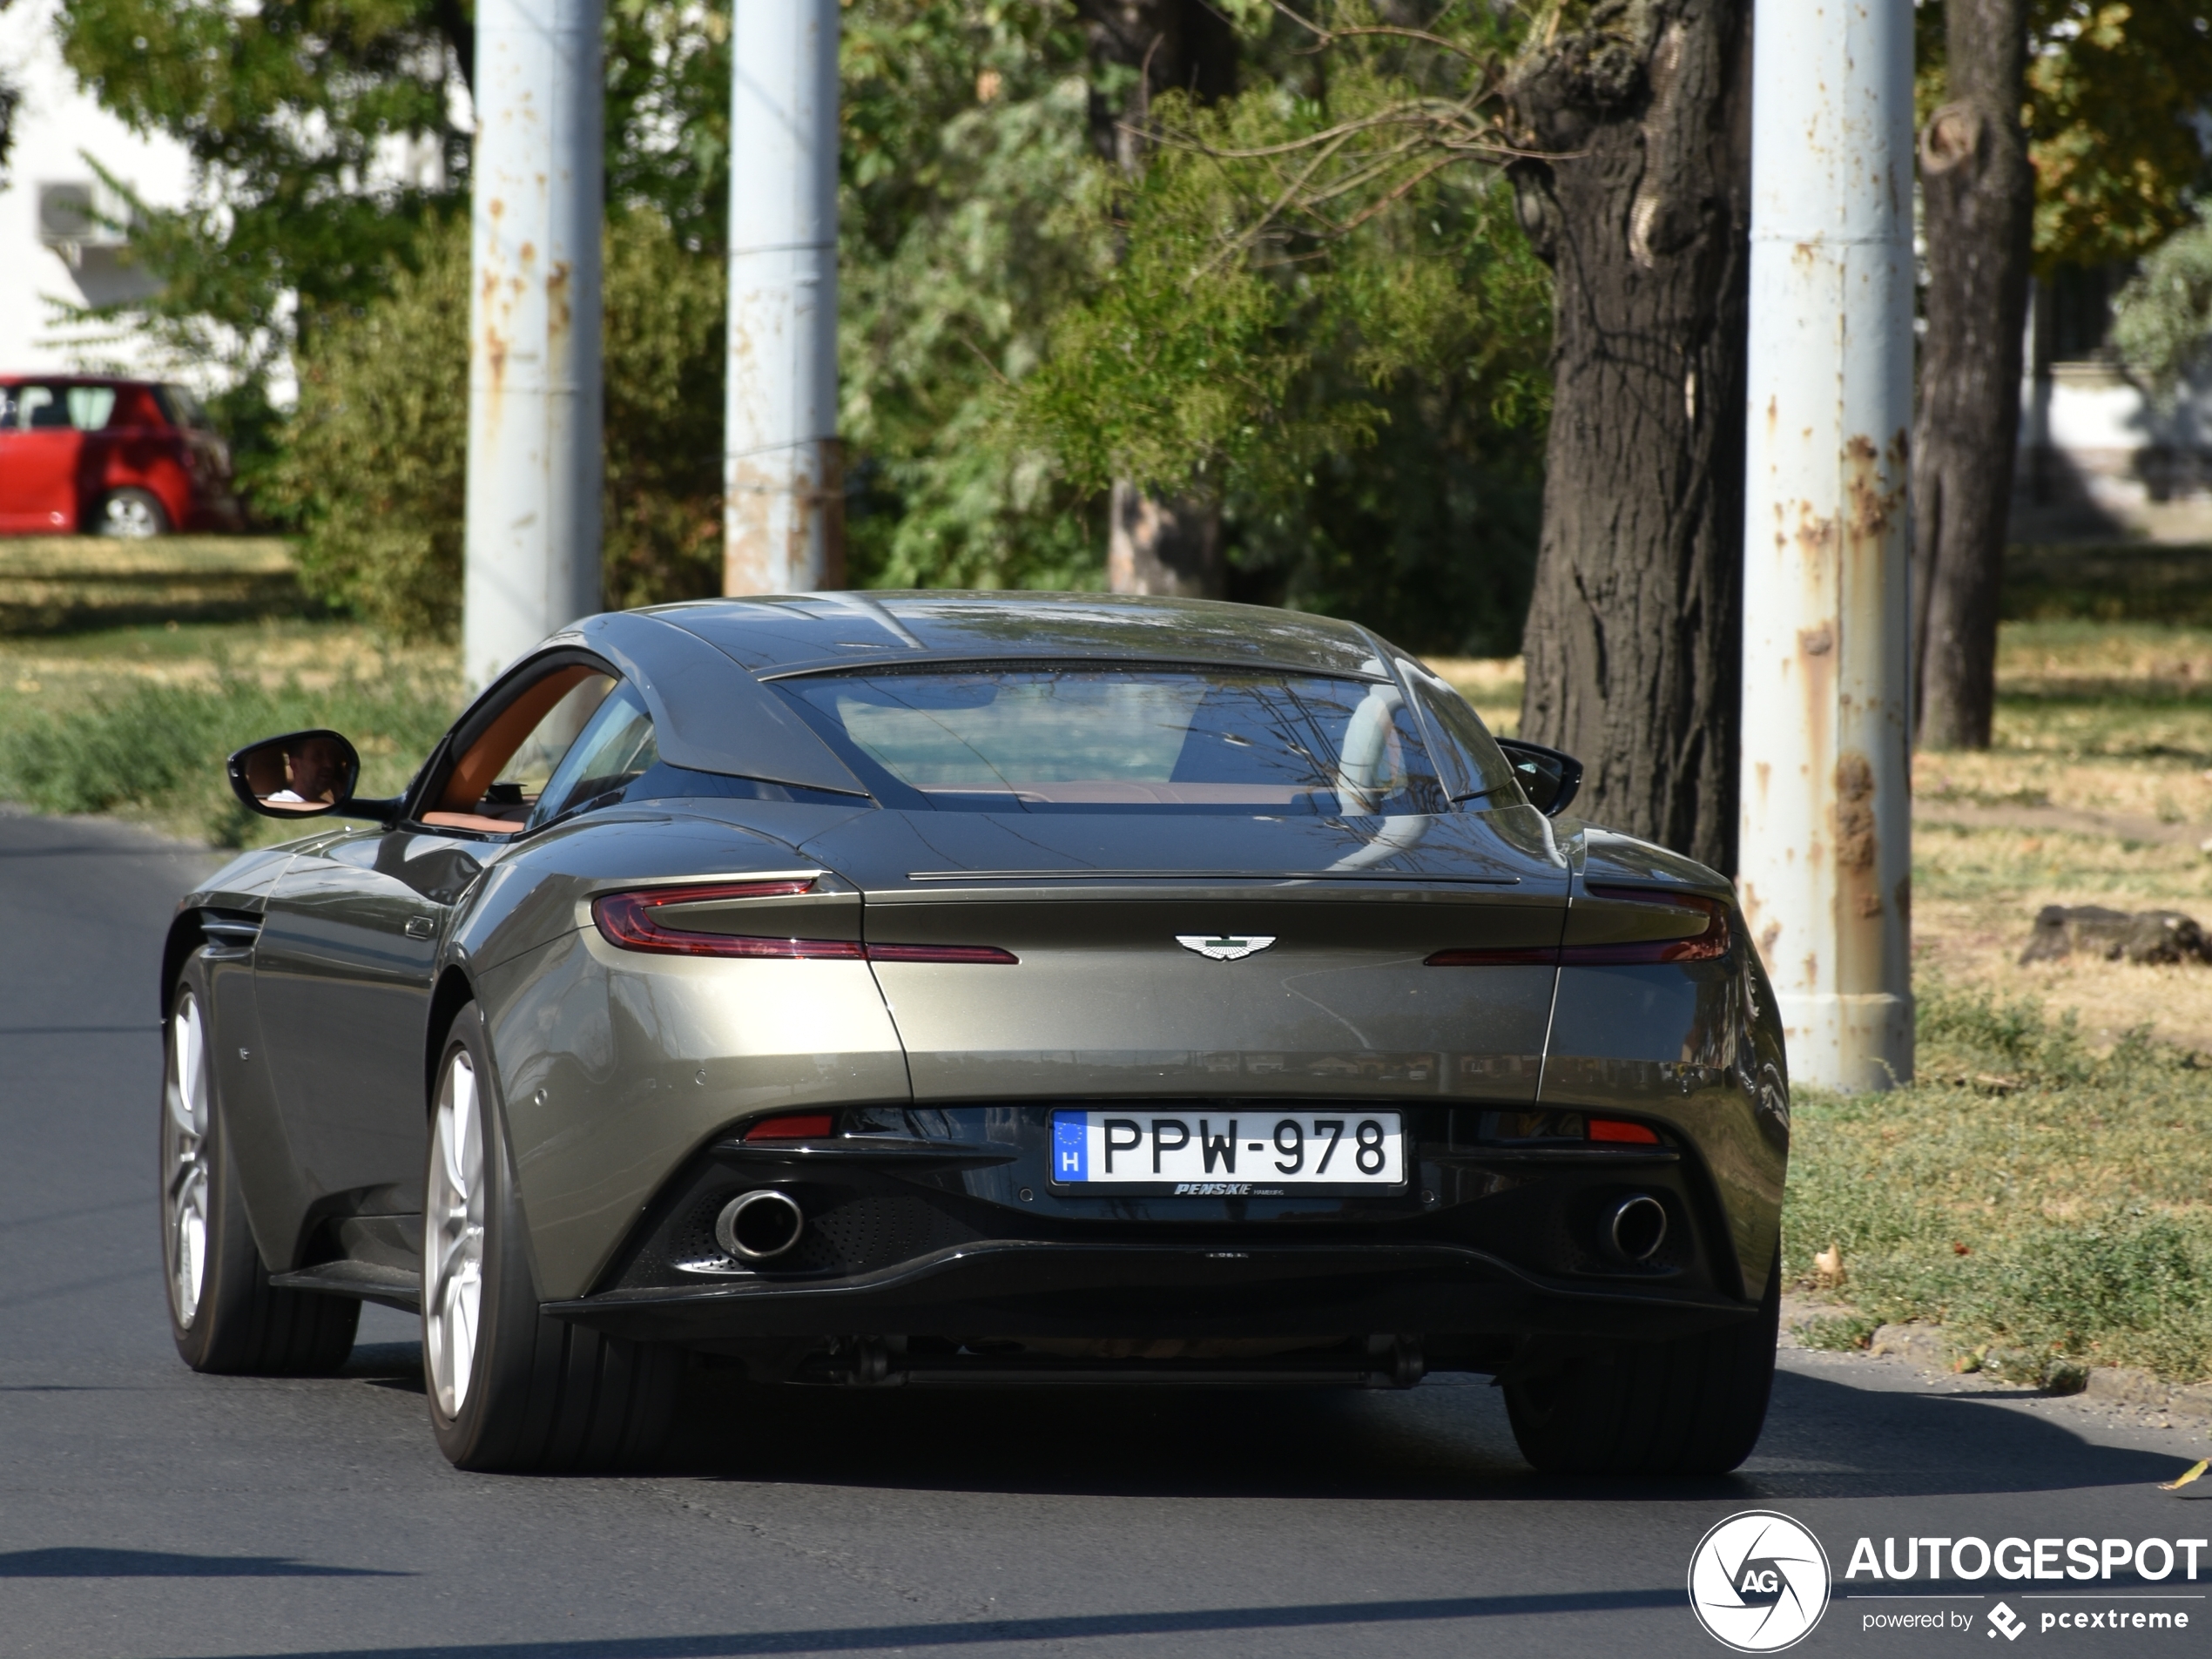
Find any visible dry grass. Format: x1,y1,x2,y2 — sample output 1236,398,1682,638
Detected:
1436,626,2212,1050
1426,655,1522,736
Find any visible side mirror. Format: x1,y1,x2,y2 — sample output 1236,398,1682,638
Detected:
1496,738,1584,817
226,730,371,819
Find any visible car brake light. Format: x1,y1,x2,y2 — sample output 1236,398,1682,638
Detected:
1425,887,1731,968
1588,1117,1661,1144
591,881,859,958
1561,886,1731,964
743,1113,835,1141
1422,946,1561,967
866,942,1020,964
591,883,1016,963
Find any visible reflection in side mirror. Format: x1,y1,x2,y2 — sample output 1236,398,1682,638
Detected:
226,730,362,819
1496,738,1585,818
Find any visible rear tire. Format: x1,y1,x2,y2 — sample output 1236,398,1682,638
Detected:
162,959,359,1374
424,1004,679,1473
1505,1253,1780,1475
98,487,170,538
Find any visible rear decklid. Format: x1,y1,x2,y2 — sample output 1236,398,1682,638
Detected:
797,806,1568,1104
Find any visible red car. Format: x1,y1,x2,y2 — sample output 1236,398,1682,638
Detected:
0,376,242,536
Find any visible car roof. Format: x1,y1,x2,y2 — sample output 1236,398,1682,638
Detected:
635,591,1390,679
0,374,164,387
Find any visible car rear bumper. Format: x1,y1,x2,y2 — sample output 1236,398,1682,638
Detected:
543,1238,1758,1352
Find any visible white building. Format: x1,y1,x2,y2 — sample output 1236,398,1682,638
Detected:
0,0,195,379
2016,266,2212,541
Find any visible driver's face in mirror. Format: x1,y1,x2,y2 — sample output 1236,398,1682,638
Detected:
264,738,347,810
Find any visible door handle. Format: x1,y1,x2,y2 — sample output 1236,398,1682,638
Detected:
404,916,435,940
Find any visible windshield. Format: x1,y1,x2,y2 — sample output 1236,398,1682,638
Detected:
779,665,1451,815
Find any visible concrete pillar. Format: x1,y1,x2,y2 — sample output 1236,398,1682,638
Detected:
724,0,843,595
1737,0,1917,1090
463,0,605,691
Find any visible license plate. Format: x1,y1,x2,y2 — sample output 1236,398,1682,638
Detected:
1049,1109,1406,1192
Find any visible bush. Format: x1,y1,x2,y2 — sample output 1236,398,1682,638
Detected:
269,211,725,639
0,671,457,847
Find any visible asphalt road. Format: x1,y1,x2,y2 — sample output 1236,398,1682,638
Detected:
3,807,2208,1659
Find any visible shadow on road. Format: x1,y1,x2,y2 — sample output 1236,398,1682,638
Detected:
571,1358,2188,1503
0,1547,408,1578
112,1591,1689,1658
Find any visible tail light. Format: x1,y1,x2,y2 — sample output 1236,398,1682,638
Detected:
591,881,855,958
1567,887,1731,964
1425,887,1732,968
865,942,1019,964
591,883,1016,963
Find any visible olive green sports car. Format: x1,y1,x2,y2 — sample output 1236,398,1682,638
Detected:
159,593,1790,1474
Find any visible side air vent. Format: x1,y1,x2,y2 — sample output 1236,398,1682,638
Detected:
199,912,262,958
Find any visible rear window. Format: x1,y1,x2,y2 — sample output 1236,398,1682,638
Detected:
779,665,1452,815
155,384,212,429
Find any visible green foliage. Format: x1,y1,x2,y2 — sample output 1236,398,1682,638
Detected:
268,212,724,637
838,0,1113,590
1786,983,2212,1382
0,667,455,846
2111,203,2212,402
2022,2,2212,272
56,0,466,368
1008,7,1553,652
54,1,734,407
1915,2,2212,273
267,219,468,638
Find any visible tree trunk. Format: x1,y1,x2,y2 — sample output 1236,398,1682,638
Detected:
1107,482,1223,595
1505,0,1752,873
1911,0,2033,751
1080,1,1237,598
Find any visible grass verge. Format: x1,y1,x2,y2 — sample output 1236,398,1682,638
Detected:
1785,982,2212,1386
0,624,458,847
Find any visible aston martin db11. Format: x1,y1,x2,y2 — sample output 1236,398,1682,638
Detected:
159,592,1790,1474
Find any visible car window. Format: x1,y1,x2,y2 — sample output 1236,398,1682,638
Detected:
528,682,658,829
155,384,212,429
779,665,1450,815
15,386,68,430
66,386,117,430
1400,668,1522,805
421,668,617,833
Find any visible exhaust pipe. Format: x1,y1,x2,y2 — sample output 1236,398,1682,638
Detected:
716,1189,805,1261
1606,1194,1669,1264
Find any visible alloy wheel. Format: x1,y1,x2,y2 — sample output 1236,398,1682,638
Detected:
162,993,212,1329
102,493,162,538
425,1049,485,1418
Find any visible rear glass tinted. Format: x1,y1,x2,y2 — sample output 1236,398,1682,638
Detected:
1401,667,1521,803
780,666,1449,815
155,384,212,429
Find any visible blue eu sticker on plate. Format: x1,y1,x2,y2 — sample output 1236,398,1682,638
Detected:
1052,1112,1089,1183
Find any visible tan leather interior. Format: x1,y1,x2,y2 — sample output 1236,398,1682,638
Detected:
421,811,529,834
437,664,600,813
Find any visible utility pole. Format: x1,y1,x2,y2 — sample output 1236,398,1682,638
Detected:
1737,0,1916,1090
463,0,605,691
724,0,842,595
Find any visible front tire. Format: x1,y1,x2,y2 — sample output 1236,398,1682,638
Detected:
1504,1254,1780,1476
424,1005,678,1472
162,961,358,1374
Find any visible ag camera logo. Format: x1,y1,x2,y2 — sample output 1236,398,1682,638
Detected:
1689,1510,1831,1652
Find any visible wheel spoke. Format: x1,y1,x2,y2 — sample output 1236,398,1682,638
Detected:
163,995,212,1329
425,1045,488,1419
